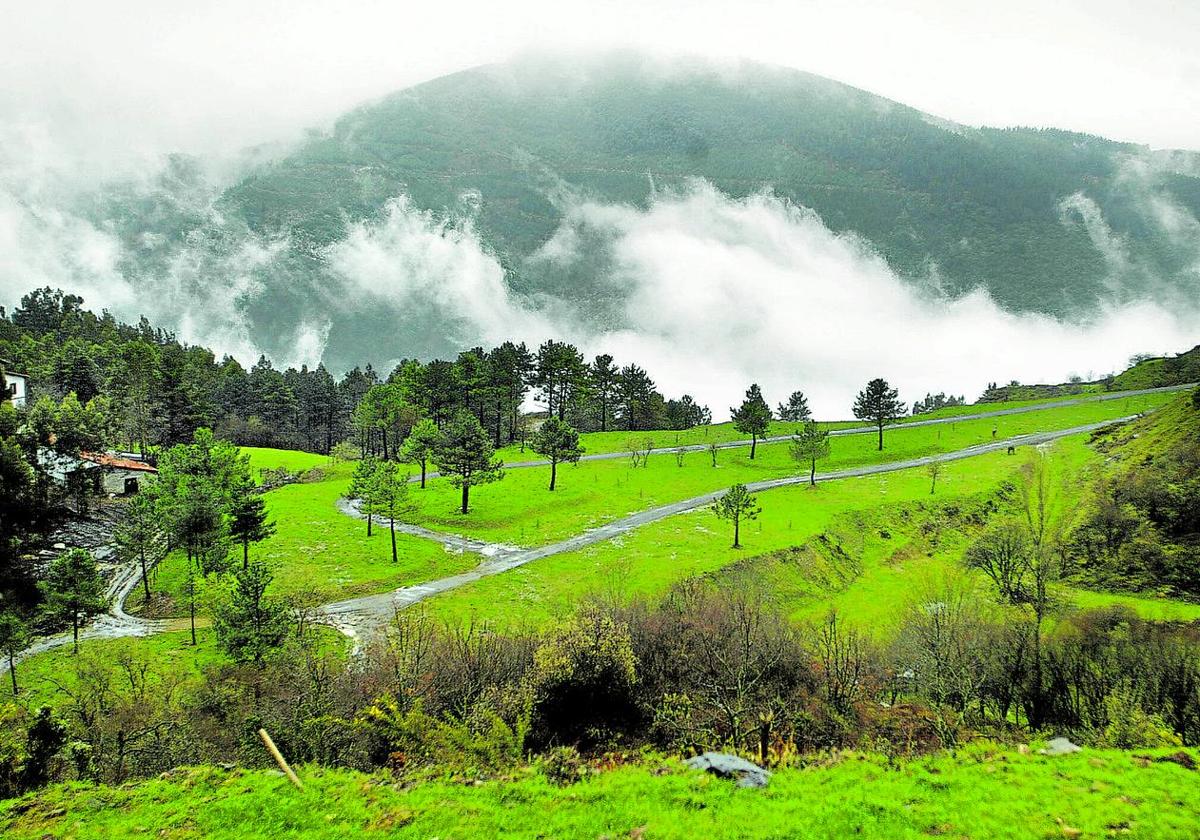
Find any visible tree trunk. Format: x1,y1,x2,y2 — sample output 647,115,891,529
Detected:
461,482,470,515
72,616,79,654
750,434,757,460
367,510,373,537
810,458,816,486
549,459,557,491
141,549,151,601
877,422,884,451
390,518,398,563
243,539,249,570
733,517,740,549
420,460,427,489
7,652,15,695
381,429,389,461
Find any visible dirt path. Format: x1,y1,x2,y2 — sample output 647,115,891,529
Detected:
9,552,169,669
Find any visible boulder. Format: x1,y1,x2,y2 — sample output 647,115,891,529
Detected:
1039,737,1082,756
684,752,771,788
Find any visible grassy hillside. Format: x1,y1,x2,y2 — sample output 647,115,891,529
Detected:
5,747,1200,839
129,391,1168,617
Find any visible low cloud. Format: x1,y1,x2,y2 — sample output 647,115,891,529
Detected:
536,182,1200,417
322,196,559,348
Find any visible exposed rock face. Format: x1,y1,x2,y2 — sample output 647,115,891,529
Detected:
684,752,771,788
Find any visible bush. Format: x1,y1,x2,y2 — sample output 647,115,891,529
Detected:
1098,684,1182,749
540,745,587,786
357,696,526,778
330,441,360,462
528,607,640,749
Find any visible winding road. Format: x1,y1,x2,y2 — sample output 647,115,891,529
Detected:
6,385,1185,669
318,415,1138,635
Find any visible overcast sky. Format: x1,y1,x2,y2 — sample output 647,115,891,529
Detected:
2,0,1198,171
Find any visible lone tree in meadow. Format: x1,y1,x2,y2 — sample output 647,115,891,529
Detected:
731,384,772,460
777,390,812,423
0,609,30,695
349,456,382,535
531,416,584,491
400,418,441,489
229,479,275,570
40,549,109,654
433,411,504,514
853,378,904,451
113,491,166,602
927,461,942,495
789,421,831,486
214,560,291,669
711,483,762,549
374,462,416,563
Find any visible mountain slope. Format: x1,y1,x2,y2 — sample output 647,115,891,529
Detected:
39,53,1200,370
227,55,1199,301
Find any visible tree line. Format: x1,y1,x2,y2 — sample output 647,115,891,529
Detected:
0,289,712,462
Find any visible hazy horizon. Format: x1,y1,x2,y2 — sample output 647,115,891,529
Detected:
2,2,1199,415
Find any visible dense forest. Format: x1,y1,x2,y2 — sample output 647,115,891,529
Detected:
0,287,710,458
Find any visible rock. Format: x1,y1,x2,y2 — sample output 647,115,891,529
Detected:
684,752,771,788
1039,738,1082,756
52,542,66,550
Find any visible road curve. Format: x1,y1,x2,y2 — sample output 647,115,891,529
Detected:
2,403,1161,667
318,415,1137,635
9,552,170,669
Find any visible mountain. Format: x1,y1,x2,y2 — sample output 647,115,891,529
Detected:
58,54,1200,370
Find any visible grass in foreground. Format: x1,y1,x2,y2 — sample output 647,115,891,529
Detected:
4,746,1199,839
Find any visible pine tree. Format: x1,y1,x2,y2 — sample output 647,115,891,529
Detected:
113,492,166,602
214,560,291,668
731,384,772,459
229,480,275,570
433,411,504,514
349,456,382,535
400,419,441,489
374,462,416,563
789,421,831,486
531,416,584,491
40,549,109,654
776,390,812,423
0,609,30,695
853,378,904,451
710,484,761,549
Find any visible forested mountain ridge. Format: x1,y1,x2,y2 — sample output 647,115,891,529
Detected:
32,54,1200,371
226,53,1200,295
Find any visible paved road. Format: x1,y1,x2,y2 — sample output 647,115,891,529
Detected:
421,384,1193,477
6,390,1173,666
9,552,170,669
318,416,1137,636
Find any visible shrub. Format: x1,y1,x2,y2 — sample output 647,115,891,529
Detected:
540,745,587,786
357,696,525,778
528,607,640,748
1098,684,1182,749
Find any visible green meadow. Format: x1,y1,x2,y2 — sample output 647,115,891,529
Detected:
5,746,1199,840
